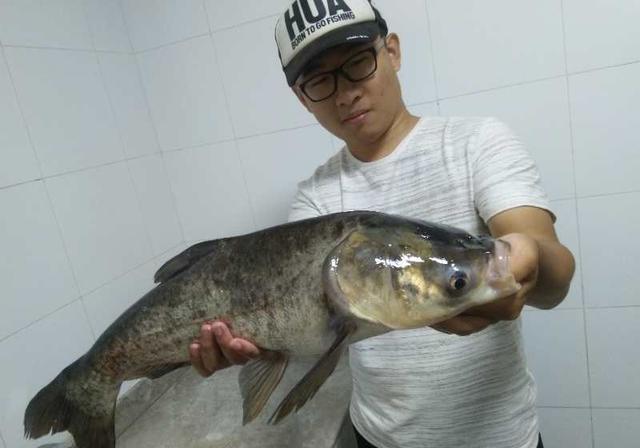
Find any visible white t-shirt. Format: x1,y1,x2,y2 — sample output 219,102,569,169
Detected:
288,116,552,448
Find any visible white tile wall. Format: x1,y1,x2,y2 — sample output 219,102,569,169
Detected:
137,35,234,151
408,101,440,117
570,62,640,197
85,0,132,52
537,407,593,448
427,0,565,98
522,309,590,407
0,301,94,448
5,47,124,177
204,0,290,31
213,16,316,138
122,0,209,51
45,162,154,294
375,0,437,106
98,52,160,159
0,0,93,49
592,408,640,448
578,192,640,308
0,48,39,188
127,154,183,256
550,199,582,309
439,78,575,200
237,125,335,228
164,141,255,242
563,0,640,73
586,307,640,408
0,181,79,340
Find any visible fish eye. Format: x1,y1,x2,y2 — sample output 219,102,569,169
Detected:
449,271,469,291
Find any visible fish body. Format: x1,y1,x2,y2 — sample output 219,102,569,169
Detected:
24,211,519,448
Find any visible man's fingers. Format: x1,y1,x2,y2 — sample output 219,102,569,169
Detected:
199,324,226,373
212,322,253,365
187,321,261,378
189,342,212,377
432,315,495,336
464,291,529,322
231,339,261,358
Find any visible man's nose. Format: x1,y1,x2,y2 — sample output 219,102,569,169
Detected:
334,73,362,106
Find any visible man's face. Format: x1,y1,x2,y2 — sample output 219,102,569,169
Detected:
293,34,403,145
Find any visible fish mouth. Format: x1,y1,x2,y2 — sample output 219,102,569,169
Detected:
486,239,521,296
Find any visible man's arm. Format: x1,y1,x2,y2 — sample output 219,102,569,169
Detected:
488,206,575,309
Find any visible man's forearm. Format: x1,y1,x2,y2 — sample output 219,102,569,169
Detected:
525,238,575,309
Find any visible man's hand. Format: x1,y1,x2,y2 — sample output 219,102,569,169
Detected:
432,206,575,335
432,233,540,336
189,321,261,377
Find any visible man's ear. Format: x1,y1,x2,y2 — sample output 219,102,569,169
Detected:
384,33,402,72
293,86,312,112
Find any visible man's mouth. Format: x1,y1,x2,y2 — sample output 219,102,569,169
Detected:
342,110,369,124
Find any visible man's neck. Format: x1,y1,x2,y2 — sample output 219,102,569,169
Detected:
346,108,420,162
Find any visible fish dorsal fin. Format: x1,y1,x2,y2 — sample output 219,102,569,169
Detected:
238,352,289,425
268,321,355,424
154,240,220,283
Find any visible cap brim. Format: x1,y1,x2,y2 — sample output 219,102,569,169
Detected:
284,21,380,86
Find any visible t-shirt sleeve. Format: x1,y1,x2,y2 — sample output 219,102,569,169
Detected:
287,178,324,223
472,117,555,223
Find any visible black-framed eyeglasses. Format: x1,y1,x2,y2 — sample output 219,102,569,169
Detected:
298,41,386,102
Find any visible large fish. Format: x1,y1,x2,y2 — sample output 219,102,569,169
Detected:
24,211,520,448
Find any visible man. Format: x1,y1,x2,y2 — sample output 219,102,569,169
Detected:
189,1,575,447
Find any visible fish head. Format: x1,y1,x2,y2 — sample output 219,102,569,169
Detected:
323,221,521,329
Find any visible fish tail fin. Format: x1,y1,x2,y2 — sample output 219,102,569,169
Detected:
24,356,119,448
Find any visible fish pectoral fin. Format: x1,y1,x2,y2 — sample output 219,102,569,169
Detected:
268,322,355,425
238,351,289,425
143,362,190,380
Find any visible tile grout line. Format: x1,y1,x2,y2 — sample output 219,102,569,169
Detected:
567,58,640,78
0,298,81,345
211,12,280,34
1,39,89,343
558,1,595,445
86,7,167,328
421,0,441,115
584,304,640,310
0,46,45,183
134,32,210,55
0,153,167,189
87,0,155,253
437,73,568,103
7,168,640,201
201,0,213,34
114,0,188,248
116,0,134,53
575,189,640,200
88,9,159,284
2,43,132,54
0,242,184,345
205,3,258,231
